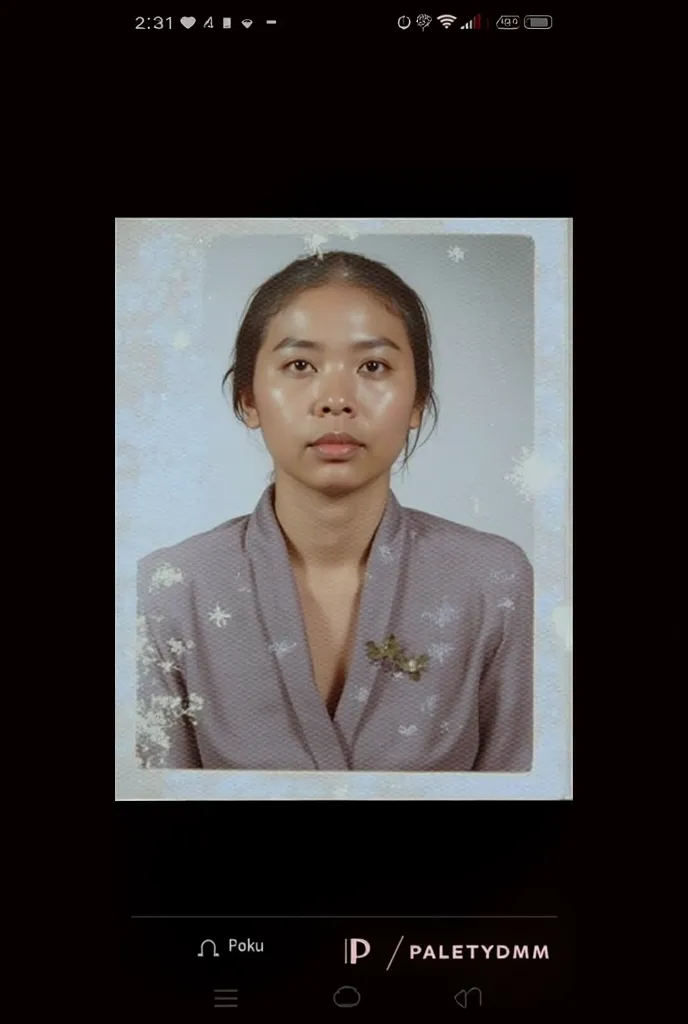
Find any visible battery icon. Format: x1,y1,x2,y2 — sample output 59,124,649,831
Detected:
223,17,231,28
524,15,552,28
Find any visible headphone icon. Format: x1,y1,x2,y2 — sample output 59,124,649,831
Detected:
198,939,220,957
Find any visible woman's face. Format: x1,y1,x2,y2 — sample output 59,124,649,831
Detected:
242,284,423,496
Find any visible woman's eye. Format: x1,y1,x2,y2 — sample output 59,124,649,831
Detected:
285,359,388,374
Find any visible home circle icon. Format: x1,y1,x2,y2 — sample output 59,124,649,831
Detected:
333,985,362,1007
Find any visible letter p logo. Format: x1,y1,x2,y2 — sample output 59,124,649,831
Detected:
345,938,371,964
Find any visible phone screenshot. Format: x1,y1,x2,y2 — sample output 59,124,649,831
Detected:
116,10,573,1015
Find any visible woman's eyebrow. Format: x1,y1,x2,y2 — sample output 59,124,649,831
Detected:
272,337,402,353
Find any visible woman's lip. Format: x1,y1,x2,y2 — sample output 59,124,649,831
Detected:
310,442,362,460
311,438,362,446
312,443,361,452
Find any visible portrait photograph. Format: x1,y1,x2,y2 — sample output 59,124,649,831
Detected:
115,218,571,800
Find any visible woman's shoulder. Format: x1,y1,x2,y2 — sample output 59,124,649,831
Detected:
404,505,532,579
137,512,250,583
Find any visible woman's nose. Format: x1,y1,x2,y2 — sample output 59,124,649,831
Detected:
316,395,355,416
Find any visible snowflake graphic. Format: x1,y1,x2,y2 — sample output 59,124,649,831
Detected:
304,233,328,258
505,446,559,501
421,599,459,628
498,597,515,611
420,694,439,715
428,642,455,666
470,495,480,515
209,604,231,627
440,720,451,733
337,223,359,240
268,639,298,660
136,692,204,768
167,637,194,656
157,659,176,674
378,544,395,564
136,616,158,677
447,246,466,263
490,569,516,583
355,687,370,704
398,724,418,737
149,562,184,593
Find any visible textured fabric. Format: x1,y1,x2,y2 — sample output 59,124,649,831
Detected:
136,485,532,771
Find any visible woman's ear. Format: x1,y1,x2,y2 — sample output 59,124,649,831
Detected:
239,392,261,430
409,403,423,431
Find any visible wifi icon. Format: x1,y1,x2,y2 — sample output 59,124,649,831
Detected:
242,19,252,28
436,14,457,28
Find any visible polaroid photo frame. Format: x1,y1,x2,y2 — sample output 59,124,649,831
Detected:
115,217,571,800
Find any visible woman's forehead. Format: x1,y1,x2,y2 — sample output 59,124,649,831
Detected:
265,284,407,343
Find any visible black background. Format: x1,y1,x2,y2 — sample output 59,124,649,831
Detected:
116,801,573,1013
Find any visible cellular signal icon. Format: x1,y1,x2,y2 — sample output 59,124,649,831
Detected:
460,13,483,28
437,14,457,28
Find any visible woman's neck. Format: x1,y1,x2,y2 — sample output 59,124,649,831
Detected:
273,471,391,576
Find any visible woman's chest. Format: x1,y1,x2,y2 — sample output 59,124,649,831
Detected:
184,580,489,769
293,573,363,716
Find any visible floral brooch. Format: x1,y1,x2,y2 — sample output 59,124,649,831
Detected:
365,634,429,682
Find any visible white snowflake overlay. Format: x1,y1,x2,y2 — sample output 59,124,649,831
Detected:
447,246,466,263
490,568,516,583
428,641,455,666
420,694,439,716
421,599,460,629
209,604,231,627
268,639,298,660
398,724,418,737
304,234,328,258
378,544,395,564
355,687,370,704
136,616,202,768
505,446,559,502
136,692,204,768
168,637,194,656
148,562,184,593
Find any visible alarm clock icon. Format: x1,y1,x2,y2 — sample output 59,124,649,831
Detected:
398,15,411,29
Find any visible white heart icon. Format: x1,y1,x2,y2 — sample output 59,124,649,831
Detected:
180,16,196,28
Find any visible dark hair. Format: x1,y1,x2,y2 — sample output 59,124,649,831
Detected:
222,250,439,472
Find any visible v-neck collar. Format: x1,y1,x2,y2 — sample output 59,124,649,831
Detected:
245,484,408,769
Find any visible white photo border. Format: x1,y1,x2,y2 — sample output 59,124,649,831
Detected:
115,217,571,800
